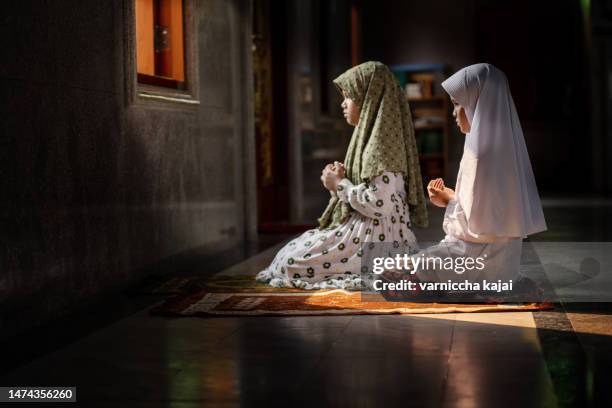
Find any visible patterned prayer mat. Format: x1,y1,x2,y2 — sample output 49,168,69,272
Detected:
149,284,553,317
129,274,310,295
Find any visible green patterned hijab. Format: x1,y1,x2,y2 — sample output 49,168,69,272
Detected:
318,61,428,229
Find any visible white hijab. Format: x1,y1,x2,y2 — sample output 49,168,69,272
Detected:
441,63,547,238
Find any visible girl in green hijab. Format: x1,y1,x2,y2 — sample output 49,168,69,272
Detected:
256,61,428,289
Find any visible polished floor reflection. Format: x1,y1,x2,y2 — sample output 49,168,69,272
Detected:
2,199,612,407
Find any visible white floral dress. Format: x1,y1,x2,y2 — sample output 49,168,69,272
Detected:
255,171,419,289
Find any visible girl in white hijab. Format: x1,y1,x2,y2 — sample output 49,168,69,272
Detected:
418,63,547,287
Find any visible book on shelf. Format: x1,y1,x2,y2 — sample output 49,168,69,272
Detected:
391,63,448,180
414,116,444,128
410,73,435,98
406,83,422,99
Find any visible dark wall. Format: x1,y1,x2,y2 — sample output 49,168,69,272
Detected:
284,0,354,223
361,0,476,74
360,0,476,186
0,0,255,339
591,0,612,195
360,0,594,194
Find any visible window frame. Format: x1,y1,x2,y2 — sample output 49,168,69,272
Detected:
125,0,199,107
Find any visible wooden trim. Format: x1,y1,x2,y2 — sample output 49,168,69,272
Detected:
135,0,155,75
170,0,185,81
137,0,185,84
137,73,184,89
138,92,199,104
125,0,199,107
153,0,185,81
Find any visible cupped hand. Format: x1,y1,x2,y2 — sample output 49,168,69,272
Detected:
427,178,450,208
427,178,445,194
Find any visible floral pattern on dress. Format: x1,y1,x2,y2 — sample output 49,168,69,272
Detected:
256,171,419,289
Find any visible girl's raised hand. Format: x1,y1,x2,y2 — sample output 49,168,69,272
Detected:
427,178,450,207
323,163,335,173
333,161,346,178
320,162,346,192
427,178,443,195
429,178,445,191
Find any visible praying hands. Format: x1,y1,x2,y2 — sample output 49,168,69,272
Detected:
321,161,346,192
427,178,455,208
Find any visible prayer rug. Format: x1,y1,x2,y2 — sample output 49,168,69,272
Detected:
150,283,553,317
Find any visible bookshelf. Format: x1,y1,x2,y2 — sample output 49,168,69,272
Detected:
391,64,450,184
